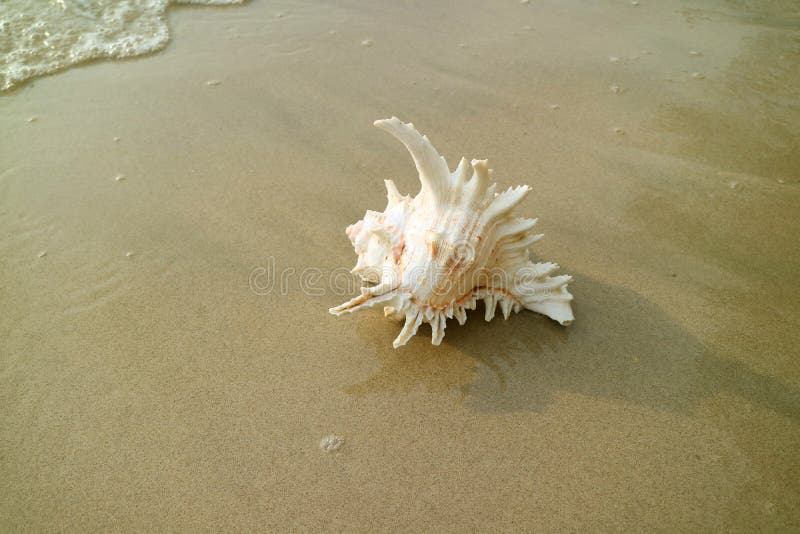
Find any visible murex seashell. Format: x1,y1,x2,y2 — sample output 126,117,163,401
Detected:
330,117,574,348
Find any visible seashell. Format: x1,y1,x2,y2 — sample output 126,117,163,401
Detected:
330,117,574,348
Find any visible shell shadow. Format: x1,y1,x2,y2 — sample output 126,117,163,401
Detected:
344,274,800,420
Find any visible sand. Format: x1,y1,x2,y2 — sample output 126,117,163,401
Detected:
1,0,799,531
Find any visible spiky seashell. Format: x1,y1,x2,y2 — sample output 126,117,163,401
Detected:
330,117,574,348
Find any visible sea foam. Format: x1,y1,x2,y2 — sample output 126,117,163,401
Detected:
0,0,243,91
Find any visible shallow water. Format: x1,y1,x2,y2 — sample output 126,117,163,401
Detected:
1,0,799,531
0,0,243,91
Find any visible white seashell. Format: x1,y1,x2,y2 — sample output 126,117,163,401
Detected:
319,434,345,452
330,117,574,348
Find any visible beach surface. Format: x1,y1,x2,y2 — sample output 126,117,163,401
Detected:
1,0,799,530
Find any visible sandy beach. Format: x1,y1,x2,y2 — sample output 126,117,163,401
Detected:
1,0,799,530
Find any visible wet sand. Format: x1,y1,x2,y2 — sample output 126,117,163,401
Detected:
1,0,799,531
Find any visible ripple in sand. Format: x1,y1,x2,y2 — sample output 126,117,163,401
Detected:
0,213,58,269
62,258,127,315
319,434,345,452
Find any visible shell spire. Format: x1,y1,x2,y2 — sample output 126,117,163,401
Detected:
331,118,574,348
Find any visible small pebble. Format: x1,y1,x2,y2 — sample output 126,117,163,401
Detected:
689,50,701,56
550,104,560,110
631,1,639,5
523,25,534,31
113,136,120,142
38,250,47,258
27,116,38,123
613,127,625,135
610,84,623,94
319,434,345,453
360,39,373,47
125,251,135,258
609,56,620,63
777,179,785,184
691,72,705,79
520,0,530,4
114,174,125,182
728,180,739,190
458,42,467,48
205,79,221,86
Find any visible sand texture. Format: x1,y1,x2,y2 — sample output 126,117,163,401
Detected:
1,0,799,531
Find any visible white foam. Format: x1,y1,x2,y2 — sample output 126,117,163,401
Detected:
0,0,243,91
